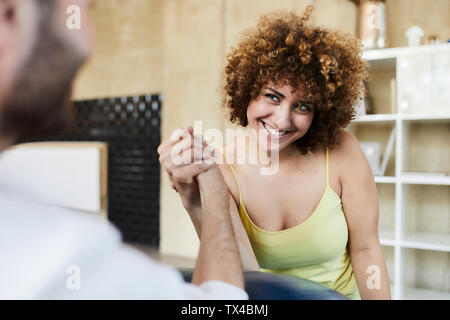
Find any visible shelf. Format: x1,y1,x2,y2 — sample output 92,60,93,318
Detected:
403,286,450,300
353,114,450,123
353,114,397,123
366,57,396,69
358,43,449,300
374,176,396,184
379,228,396,247
401,232,450,252
401,114,450,122
363,43,450,62
401,174,450,186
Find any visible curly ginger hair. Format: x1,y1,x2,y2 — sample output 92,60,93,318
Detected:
223,6,368,154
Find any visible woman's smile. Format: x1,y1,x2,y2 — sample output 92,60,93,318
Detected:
259,119,293,140
246,83,315,156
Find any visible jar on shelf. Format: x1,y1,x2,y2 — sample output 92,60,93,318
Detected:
357,0,386,49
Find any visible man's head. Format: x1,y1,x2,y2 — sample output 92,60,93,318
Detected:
0,0,93,145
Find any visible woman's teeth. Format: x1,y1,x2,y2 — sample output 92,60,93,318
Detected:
262,121,287,137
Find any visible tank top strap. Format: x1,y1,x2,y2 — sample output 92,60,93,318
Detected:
326,147,330,187
214,147,244,204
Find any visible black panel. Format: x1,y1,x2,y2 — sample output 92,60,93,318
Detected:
25,94,162,247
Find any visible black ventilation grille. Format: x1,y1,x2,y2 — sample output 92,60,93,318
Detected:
26,94,162,247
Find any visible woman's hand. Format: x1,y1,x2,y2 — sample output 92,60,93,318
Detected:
159,128,260,270
157,126,216,211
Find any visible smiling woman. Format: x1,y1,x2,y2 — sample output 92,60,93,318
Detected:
161,5,391,300
223,5,368,155
247,83,316,160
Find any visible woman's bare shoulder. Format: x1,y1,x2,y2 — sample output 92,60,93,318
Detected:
332,129,374,183
331,129,363,163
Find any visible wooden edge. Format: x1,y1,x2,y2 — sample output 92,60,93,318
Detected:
99,144,108,214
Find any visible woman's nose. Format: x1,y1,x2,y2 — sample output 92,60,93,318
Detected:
272,104,292,130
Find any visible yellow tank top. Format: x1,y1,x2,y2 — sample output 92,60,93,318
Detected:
218,147,361,300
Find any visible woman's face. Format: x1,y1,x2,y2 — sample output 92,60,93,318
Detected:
246,82,315,154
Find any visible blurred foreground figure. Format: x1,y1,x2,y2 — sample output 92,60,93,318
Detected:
0,0,246,299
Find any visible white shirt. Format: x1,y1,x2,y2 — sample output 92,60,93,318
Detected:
0,192,248,299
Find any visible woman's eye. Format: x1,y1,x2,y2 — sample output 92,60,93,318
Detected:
296,103,312,112
265,93,280,102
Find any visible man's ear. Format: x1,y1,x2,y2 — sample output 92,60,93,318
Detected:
0,0,17,53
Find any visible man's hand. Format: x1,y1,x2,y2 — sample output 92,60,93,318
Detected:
157,126,215,208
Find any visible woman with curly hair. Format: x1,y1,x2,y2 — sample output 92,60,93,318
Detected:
158,6,391,300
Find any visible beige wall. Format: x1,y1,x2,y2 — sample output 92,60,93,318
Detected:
73,0,164,100
385,0,450,47
72,0,449,259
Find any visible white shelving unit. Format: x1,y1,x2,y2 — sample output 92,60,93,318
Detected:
351,43,450,300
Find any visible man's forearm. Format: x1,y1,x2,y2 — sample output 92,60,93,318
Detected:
182,185,259,272
182,200,202,237
191,166,244,289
